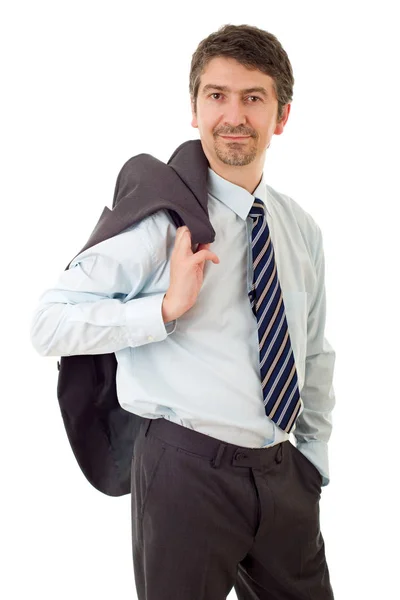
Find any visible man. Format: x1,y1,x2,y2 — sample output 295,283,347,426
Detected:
31,24,336,599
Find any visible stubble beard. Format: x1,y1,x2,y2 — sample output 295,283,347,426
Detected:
214,136,258,166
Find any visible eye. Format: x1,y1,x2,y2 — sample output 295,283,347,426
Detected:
210,93,261,102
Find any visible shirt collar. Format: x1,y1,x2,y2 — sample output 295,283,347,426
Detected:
207,167,271,220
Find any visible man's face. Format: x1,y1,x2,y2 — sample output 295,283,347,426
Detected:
191,56,290,169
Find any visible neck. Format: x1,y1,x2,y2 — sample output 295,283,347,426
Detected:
208,160,263,195
201,140,266,195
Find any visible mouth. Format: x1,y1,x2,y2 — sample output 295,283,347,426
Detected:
220,135,251,141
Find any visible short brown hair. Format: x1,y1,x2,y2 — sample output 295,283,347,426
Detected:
189,24,294,123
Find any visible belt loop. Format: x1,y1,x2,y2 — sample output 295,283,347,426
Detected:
210,443,227,469
144,418,152,437
275,443,283,464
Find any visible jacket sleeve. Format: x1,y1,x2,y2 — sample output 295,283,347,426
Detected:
30,225,176,357
294,224,336,486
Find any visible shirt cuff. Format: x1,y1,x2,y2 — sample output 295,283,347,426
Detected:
165,319,177,334
295,440,330,487
125,292,177,347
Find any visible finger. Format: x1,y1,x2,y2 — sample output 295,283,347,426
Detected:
174,227,189,249
177,227,190,242
181,229,191,244
192,250,219,264
177,228,193,256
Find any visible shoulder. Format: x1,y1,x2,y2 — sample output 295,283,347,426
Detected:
266,183,322,245
71,207,176,276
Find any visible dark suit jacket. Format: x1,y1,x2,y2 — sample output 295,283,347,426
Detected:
57,139,216,497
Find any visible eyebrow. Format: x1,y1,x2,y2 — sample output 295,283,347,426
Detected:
201,84,269,98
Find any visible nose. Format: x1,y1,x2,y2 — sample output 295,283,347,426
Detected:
221,98,248,128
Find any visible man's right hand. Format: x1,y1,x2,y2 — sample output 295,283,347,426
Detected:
162,226,220,322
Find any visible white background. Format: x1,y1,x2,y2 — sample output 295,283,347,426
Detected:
1,0,399,598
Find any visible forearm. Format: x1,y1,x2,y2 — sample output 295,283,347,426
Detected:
30,292,176,357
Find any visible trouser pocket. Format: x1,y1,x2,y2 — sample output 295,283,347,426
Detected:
131,433,167,522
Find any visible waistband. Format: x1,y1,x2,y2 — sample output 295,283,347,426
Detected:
141,417,289,471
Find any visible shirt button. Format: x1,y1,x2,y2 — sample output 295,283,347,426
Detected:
147,335,154,342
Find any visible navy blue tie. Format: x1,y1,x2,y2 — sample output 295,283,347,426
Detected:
248,197,302,433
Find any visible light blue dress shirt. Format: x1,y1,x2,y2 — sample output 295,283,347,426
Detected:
30,167,336,486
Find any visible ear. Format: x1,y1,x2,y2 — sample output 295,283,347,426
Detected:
190,97,198,129
274,103,291,135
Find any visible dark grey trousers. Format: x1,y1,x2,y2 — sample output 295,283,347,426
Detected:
131,417,334,599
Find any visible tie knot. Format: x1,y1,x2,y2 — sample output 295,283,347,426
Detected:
249,197,265,220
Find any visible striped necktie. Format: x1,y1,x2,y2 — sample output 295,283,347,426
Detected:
248,197,302,433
